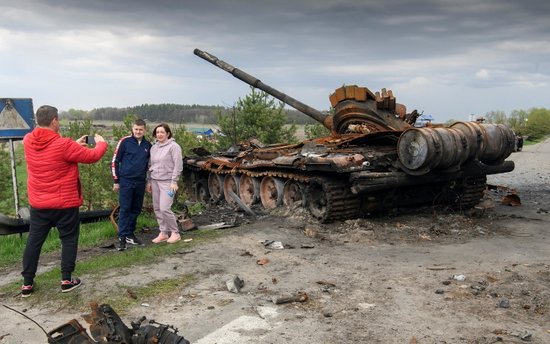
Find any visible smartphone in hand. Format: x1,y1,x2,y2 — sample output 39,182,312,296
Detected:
85,135,96,145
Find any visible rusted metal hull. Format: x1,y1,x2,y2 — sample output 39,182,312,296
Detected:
183,127,514,222
186,49,516,222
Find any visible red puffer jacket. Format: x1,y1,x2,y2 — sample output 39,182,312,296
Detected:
23,128,108,209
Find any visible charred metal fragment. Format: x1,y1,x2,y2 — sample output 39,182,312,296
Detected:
46,302,190,344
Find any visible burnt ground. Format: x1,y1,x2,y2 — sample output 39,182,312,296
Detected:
1,138,549,344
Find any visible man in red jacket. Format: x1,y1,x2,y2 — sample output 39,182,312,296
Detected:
20,105,108,297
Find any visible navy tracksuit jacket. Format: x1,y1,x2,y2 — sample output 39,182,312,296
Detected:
111,135,152,238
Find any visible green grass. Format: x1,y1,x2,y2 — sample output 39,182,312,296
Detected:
0,217,223,312
0,212,165,268
0,214,129,268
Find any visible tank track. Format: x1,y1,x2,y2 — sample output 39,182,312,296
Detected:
455,176,487,209
185,166,487,221
307,178,361,223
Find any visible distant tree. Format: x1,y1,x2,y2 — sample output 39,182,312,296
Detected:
111,114,152,141
507,109,529,133
484,110,507,124
304,123,330,139
304,107,333,139
524,108,550,140
0,147,14,214
217,87,297,149
60,108,89,120
62,119,117,210
86,104,226,124
286,109,322,125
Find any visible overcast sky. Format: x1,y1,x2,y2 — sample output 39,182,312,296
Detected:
1,0,549,122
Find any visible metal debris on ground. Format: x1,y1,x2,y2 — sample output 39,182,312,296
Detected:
272,292,309,305
256,257,270,265
176,211,197,231
42,302,190,343
486,184,522,206
502,193,521,206
198,222,236,230
175,250,195,255
262,240,285,249
498,299,511,308
316,280,336,287
226,276,245,293
426,266,456,271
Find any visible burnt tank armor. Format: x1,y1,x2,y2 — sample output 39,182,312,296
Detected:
183,49,515,222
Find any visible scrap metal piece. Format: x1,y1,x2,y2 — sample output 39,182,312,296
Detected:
502,193,521,206
272,292,309,305
47,319,95,344
46,302,190,344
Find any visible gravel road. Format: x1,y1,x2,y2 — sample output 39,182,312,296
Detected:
1,138,549,344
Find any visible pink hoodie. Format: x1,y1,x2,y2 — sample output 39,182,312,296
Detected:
148,138,183,182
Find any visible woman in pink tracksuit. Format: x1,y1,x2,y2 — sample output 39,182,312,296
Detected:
148,123,183,244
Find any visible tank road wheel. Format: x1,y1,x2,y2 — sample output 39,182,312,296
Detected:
307,183,328,220
195,179,210,204
260,176,285,209
283,180,305,207
239,175,260,206
223,174,241,205
208,173,224,203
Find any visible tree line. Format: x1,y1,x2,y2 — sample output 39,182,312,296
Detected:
482,108,550,141
60,103,320,125
443,108,550,142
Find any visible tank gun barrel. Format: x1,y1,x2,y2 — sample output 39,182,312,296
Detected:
194,48,331,128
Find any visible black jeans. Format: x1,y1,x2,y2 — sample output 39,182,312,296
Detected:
22,207,80,284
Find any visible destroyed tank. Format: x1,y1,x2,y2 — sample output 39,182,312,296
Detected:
182,49,515,222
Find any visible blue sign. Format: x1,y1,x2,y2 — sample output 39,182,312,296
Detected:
0,98,34,139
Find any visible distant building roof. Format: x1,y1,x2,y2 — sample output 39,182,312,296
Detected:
414,114,434,127
418,114,434,121
188,127,215,136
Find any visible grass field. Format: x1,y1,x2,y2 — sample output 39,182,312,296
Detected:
0,213,223,312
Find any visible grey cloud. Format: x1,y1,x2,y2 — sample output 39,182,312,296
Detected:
1,0,549,120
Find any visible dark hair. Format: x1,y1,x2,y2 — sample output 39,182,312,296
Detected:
134,119,146,127
153,123,172,139
35,105,58,127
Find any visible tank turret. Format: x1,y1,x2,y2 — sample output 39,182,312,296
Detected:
194,49,410,134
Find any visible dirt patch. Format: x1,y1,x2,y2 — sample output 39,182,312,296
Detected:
1,139,549,344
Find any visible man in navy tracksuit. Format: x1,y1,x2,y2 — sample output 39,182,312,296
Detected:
111,119,152,251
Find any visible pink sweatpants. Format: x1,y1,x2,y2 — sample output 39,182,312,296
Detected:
150,180,178,234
